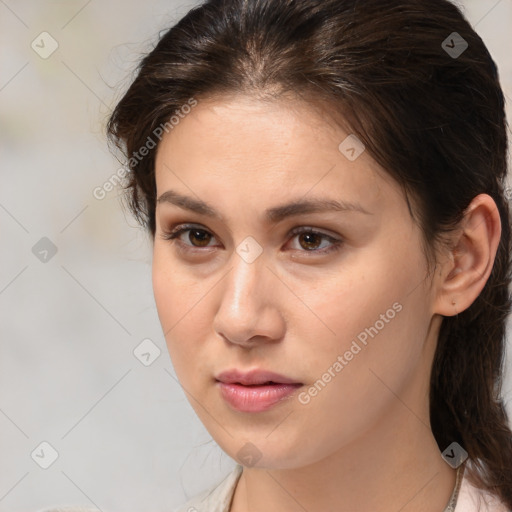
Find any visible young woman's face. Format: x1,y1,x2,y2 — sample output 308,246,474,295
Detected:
152,95,442,469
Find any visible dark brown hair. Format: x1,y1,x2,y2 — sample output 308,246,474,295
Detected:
107,0,512,504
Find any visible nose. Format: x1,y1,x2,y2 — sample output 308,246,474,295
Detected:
212,250,286,348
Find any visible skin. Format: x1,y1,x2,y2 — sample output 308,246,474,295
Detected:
151,94,501,512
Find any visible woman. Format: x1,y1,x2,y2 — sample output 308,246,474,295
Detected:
103,0,512,510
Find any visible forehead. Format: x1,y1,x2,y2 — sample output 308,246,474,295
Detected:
158,93,356,153
153,94,401,220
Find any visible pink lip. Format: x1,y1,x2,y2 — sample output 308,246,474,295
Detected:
215,369,303,413
217,382,303,412
215,369,301,386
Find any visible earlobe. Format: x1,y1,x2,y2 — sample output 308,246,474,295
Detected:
434,194,501,317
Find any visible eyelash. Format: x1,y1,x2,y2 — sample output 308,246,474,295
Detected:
159,224,343,256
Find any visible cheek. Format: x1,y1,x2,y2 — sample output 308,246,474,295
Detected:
152,246,202,322
289,253,412,353
152,251,198,365
294,238,430,391
152,247,220,388
289,295,429,465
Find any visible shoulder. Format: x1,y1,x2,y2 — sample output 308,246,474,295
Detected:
174,464,243,512
455,465,509,512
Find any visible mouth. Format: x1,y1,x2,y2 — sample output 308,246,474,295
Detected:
234,381,280,386
214,369,303,413
215,368,302,386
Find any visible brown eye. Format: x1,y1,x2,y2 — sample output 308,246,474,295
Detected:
161,225,217,248
161,224,343,257
288,227,343,255
297,232,323,251
187,229,212,247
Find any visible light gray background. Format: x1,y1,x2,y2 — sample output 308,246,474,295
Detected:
1,1,511,511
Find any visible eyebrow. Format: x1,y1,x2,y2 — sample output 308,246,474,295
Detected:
156,189,372,223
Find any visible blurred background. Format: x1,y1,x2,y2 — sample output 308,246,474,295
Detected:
1,1,511,511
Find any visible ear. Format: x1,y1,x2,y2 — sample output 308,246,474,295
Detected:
434,194,501,317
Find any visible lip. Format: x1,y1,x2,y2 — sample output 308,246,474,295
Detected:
215,369,302,386
215,369,303,413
